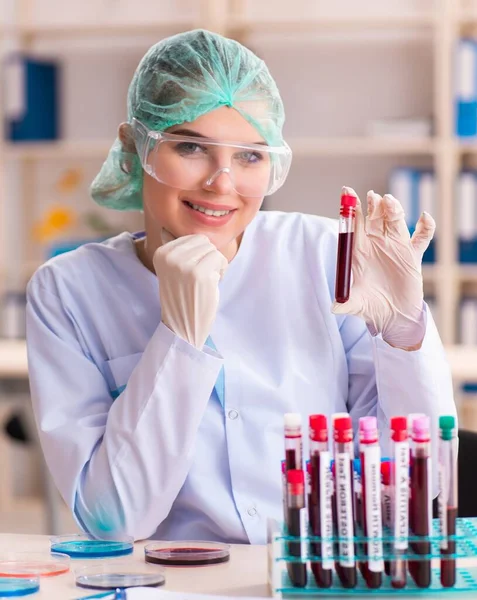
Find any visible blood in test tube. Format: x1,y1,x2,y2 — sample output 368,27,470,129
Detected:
333,415,357,589
409,416,432,589
380,461,392,577
286,469,307,588
309,415,333,588
335,191,357,304
284,413,303,471
359,417,383,589
438,415,458,588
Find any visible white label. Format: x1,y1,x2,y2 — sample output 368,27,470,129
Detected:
364,446,384,572
319,451,333,570
336,453,355,567
438,461,448,550
428,458,433,536
305,464,311,497
458,172,476,241
4,56,25,120
394,441,409,551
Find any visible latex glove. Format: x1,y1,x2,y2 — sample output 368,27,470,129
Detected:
153,230,229,349
332,188,436,350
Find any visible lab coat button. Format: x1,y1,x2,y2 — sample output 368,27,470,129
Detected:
247,507,257,517
228,409,239,420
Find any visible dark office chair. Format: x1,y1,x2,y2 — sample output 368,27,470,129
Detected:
455,429,477,517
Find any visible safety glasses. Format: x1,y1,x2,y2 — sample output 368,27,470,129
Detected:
131,118,292,198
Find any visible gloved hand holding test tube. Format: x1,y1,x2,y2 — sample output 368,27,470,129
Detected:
333,187,436,351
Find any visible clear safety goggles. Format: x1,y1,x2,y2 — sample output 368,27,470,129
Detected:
131,118,292,198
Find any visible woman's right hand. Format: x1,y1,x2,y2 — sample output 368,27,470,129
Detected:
153,230,229,349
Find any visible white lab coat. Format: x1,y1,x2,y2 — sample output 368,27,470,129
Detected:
26,210,456,543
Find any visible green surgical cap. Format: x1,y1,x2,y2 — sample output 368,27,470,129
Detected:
91,28,285,211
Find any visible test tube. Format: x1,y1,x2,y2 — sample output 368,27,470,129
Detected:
438,415,458,588
390,416,409,590
380,461,392,577
309,415,333,588
335,190,357,304
284,413,303,471
409,415,432,589
359,417,383,589
333,415,357,589
407,413,424,535
286,469,307,588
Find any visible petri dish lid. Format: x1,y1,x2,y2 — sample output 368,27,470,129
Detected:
0,552,69,577
144,541,230,566
75,561,165,590
50,534,134,559
0,577,39,597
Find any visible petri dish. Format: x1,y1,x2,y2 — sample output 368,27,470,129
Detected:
75,562,165,590
0,552,69,577
144,541,230,566
0,577,40,597
50,534,134,559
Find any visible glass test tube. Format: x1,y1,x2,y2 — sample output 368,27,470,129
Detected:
438,415,458,588
335,191,357,304
390,416,409,589
333,415,357,589
409,415,432,589
359,417,383,589
286,469,307,588
309,415,333,588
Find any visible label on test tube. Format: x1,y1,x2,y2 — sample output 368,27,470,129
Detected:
428,459,433,536
438,453,449,550
319,450,334,569
394,441,409,550
336,453,354,567
364,446,384,572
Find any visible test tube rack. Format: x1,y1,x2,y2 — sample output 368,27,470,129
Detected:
267,518,477,596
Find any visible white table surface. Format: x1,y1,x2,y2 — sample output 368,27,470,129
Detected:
0,534,269,599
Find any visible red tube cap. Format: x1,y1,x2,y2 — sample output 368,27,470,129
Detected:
340,193,357,208
381,460,391,485
309,414,328,441
287,469,304,484
391,416,408,442
334,416,353,443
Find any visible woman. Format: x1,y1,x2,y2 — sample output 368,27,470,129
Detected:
26,29,455,543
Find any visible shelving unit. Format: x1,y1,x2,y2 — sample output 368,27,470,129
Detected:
0,0,476,381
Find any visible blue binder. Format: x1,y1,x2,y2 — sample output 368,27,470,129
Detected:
5,55,59,141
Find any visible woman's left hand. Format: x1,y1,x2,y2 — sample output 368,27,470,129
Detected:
332,188,436,351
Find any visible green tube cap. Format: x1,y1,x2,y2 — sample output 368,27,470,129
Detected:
439,415,456,440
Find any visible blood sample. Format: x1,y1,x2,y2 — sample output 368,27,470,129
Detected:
438,415,458,588
390,416,409,590
309,415,333,588
286,469,307,588
333,415,357,589
335,191,357,304
409,416,432,588
359,417,383,589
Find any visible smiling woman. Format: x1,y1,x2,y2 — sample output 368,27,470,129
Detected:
25,28,456,547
